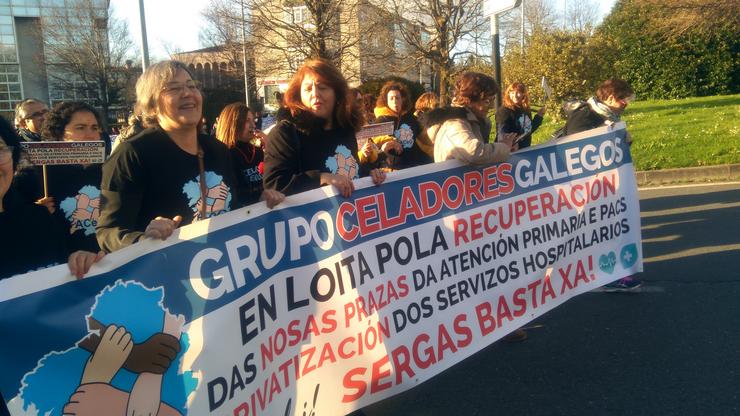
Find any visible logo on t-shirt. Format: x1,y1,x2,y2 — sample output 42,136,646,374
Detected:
518,114,532,135
395,123,415,149
60,185,101,236
182,171,232,220
325,145,359,179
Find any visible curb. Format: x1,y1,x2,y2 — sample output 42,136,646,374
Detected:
635,164,740,187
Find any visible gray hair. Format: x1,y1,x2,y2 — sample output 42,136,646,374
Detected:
134,60,195,128
14,98,47,126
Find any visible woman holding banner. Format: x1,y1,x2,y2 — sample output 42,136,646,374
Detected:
0,120,102,281
12,101,105,254
263,58,386,197
97,60,282,253
495,81,546,151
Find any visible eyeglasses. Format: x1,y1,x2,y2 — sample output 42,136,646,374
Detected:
23,109,48,121
162,81,201,95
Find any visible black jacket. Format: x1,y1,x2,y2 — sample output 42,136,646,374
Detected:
564,105,607,136
229,141,264,205
0,190,67,280
263,111,367,196
373,107,432,169
97,127,241,252
495,106,543,149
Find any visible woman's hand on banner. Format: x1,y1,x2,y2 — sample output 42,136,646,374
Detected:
260,189,285,209
144,215,182,241
69,250,105,279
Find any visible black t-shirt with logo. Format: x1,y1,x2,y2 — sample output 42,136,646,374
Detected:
97,127,241,253
13,163,103,253
229,141,264,205
263,116,365,196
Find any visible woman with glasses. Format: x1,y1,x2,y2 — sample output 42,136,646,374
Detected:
419,72,515,164
495,81,546,151
263,58,386,198
13,102,106,254
97,60,266,253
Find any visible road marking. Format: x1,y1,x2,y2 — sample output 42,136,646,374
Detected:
640,201,740,217
639,181,740,191
641,235,681,243
641,219,703,231
643,243,740,263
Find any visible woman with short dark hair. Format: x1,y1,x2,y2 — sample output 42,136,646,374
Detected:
263,58,385,197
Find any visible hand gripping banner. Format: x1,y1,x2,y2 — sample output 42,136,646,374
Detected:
0,123,643,416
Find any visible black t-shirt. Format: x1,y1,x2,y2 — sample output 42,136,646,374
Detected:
0,192,67,280
229,141,264,205
495,106,543,149
374,110,432,169
263,117,366,196
13,163,103,253
97,127,241,252
564,106,606,136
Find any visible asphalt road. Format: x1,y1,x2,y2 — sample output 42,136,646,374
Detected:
365,182,740,416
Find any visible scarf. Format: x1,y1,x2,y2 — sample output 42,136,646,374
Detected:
587,97,620,122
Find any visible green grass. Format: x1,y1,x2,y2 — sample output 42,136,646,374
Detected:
528,94,740,171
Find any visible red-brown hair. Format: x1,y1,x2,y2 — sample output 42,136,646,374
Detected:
502,82,531,112
452,72,499,107
376,81,412,115
283,58,364,132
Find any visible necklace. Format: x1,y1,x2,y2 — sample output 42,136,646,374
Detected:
235,143,256,164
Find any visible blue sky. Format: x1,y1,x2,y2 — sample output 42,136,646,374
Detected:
111,0,616,60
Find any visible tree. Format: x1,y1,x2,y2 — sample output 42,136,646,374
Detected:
386,0,488,103
502,29,615,115
202,0,388,83
39,0,137,122
639,0,739,38
599,0,738,99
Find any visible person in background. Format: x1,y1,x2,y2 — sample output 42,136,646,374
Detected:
216,102,284,205
263,58,386,197
496,81,545,151
111,113,145,153
0,120,103,281
14,98,49,142
412,92,440,161
564,78,641,292
371,81,431,169
420,71,515,164
13,102,106,254
97,60,280,253
361,93,376,124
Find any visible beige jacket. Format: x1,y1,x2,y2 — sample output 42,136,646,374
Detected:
426,107,510,164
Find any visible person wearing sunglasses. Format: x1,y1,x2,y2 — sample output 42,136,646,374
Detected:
564,78,635,137
14,98,49,142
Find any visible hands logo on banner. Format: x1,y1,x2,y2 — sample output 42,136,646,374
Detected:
60,185,101,236
9,281,197,416
325,145,359,179
183,171,232,221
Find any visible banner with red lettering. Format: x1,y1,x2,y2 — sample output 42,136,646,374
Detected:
0,124,642,415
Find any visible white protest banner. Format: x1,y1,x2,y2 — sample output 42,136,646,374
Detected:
356,121,395,148
19,141,106,165
0,124,642,416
